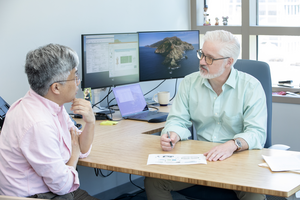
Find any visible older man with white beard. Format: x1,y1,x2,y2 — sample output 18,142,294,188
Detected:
144,30,267,200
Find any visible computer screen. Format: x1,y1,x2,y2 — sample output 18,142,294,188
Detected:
138,30,200,82
81,33,139,89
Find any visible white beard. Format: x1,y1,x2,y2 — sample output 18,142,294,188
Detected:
199,65,225,79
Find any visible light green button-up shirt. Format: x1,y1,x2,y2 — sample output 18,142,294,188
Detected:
162,68,267,149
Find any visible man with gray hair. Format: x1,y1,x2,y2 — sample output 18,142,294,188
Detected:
144,30,267,200
0,44,99,199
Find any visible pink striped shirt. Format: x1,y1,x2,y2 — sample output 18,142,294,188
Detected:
0,89,91,197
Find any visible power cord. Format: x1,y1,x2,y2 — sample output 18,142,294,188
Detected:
170,78,178,101
94,168,114,177
106,87,114,120
92,89,113,109
111,174,145,200
143,79,166,96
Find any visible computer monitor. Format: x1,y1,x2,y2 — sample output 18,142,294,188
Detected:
138,30,200,82
81,33,139,90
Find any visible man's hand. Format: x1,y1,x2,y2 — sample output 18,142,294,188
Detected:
70,98,95,154
70,98,95,124
160,131,180,151
66,128,80,169
204,140,237,161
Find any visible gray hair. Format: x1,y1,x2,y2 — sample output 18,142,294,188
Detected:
25,43,79,96
203,30,240,66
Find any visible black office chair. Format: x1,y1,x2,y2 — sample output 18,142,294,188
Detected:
178,59,274,200
0,96,10,131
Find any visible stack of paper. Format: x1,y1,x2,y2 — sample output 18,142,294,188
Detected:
147,154,207,165
261,155,300,172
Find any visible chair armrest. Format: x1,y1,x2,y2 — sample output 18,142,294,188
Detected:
268,144,290,150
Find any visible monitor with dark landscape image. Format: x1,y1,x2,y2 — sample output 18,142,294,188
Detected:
138,30,200,82
81,33,139,89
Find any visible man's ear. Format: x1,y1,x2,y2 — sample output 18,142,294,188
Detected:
226,57,234,69
50,83,61,95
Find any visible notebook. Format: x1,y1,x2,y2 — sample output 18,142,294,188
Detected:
112,83,168,122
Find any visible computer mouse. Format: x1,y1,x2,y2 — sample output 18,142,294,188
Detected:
148,115,168,123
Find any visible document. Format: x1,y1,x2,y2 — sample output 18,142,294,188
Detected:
147,154,207,165
262,155,300,172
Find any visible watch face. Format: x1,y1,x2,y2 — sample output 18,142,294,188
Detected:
235,139,242,150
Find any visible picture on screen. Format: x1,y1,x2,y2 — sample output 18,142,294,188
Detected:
139,30,199,81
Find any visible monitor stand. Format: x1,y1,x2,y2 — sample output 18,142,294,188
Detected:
92,88,115,117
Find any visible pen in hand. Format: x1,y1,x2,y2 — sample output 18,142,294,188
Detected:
167,131,173,148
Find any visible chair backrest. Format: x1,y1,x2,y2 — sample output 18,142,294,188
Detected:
0,96,10,131
233,59,272,148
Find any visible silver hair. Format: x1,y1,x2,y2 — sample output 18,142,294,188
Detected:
203,30,240,66
25,43,79,96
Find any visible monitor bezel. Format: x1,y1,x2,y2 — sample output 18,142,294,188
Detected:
81,32,140,90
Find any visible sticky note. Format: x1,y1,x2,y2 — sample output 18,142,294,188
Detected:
100,121,118,125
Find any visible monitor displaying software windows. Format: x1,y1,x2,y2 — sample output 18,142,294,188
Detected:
138,30,200,82
81,33,139,89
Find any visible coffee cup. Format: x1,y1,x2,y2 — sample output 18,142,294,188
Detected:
152,91,170,106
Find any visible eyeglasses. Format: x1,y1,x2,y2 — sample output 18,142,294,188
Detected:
49,71,80,86
196,49,229,65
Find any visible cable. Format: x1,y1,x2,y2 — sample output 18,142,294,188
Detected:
111,174,145,200
106,87,113,120
143,79,166,96
129,174,144,191
109,98,115,105
92,89,113,108
94,168,114,177
170,78,178,101
148,106,159,111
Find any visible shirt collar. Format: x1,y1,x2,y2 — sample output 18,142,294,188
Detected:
28,88,63,115
225,67,237,89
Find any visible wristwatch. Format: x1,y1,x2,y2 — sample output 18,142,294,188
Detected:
233,138,242,152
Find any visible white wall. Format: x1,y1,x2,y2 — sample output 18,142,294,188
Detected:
272,102,300,151
0,0,191,197
0,0,190,109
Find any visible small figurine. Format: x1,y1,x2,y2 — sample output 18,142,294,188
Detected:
203,5,210,26
84,88,92,102
215,17,219,26
222,16,229,25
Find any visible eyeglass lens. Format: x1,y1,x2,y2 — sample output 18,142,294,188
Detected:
197,50,213,65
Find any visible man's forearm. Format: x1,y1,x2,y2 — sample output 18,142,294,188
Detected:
79,122,95,154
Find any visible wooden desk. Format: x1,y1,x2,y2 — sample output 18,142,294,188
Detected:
76,105,300,198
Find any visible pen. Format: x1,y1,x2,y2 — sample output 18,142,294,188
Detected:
167,131,173,148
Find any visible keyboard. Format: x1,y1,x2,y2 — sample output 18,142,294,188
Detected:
132,111,159,119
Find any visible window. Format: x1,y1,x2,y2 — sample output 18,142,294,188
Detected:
196,0,241,26
258,0,300,26
258,35,300,85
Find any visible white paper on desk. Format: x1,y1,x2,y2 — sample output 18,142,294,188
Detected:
262,155,300,172
147,154,207,165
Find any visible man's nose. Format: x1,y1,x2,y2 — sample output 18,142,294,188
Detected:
199,57,206,65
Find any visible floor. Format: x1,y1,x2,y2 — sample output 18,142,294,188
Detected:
112,190,287,200
112,190,190,200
